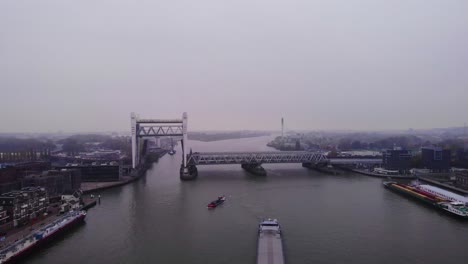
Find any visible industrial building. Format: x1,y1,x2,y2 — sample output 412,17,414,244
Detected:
421,147,451,172
455,147,468,168
55,164,120,182
22,169,82,195
455,171,468,189
0,162,51,194
0,206,9,225
382,148,412,173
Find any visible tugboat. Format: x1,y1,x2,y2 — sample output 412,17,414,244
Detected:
207,195,226,209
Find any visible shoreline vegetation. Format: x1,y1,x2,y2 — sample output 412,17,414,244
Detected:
188,131,270,142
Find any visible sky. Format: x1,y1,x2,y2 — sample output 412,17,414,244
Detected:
1,0,467,133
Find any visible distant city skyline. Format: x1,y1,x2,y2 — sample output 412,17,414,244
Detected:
1,0,467,133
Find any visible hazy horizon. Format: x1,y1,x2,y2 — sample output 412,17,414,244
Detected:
1,0,467,133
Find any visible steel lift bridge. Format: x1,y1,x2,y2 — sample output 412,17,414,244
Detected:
131,112,193,179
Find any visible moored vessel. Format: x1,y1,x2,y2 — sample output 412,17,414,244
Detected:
0,210,86,264
416,184,468,204
437,201,468,218
382,181,443,206
207,195,226,209
383,181,468,219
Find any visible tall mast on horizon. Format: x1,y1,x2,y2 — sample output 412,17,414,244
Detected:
281,117,284,139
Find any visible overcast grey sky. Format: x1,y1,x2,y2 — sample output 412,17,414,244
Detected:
1,0,467,133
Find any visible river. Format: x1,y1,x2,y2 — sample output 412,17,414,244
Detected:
28,136,468,264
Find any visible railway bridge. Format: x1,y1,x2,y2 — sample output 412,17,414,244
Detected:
130,112,382,180
183,151,381,180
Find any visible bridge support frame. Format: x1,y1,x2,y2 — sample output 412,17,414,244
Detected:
302,162,328,169
180,164,198,180
130,112,187,170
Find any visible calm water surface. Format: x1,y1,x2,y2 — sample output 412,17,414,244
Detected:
28,136,468,264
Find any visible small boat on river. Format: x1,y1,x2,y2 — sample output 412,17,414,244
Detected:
207,196,226,209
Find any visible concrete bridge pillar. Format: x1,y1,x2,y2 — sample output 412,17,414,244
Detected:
180,165,198,181
241,163,267,176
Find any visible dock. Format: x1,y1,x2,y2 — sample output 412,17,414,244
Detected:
419,177,468,195
257,228,285,264
340,167,416,179
81,197,97,210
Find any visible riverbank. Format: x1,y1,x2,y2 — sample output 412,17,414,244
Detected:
303,164,341,175
0,160,152,257
81,175,143,194
81,150,166,194
418,177,468,195
339,167,416,179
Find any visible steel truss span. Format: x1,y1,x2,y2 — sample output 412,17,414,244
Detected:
187,151,329,165
137,125,184,137
131,112,187,169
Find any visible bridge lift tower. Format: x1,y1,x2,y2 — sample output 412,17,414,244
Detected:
131,112,194,180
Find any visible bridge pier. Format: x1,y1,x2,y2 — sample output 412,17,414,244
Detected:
302,162,313,168
241,163,267,176
303,162,339,175
180,165,198,181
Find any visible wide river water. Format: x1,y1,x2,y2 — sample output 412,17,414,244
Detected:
29,136,468,264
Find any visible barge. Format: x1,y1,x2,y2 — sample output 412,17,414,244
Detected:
382,181,443,206
0,210,86,263
417,184,468,204
257,219,284,264
383,181,468,219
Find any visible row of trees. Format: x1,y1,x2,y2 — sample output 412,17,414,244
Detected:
0,137,55,152
188,131,270,142
337,135,430,151
60,134,131,155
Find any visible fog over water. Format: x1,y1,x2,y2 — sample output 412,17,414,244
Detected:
1,0,467,132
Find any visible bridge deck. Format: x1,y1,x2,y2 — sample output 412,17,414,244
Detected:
257,230,284,264
187,151,328,165
186,151,381,166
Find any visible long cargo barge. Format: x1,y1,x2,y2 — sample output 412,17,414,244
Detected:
383,181,468,219
257,219,284,264
0,210,86,263
383,181,442,205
